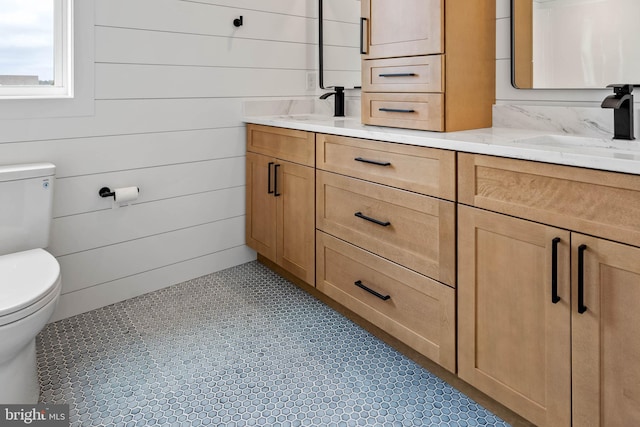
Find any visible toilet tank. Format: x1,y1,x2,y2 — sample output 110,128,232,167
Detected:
0,163,56,256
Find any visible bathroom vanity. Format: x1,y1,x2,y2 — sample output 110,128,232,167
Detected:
244,116,640,427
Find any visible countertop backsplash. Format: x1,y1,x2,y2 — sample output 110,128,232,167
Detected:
493,104,640,139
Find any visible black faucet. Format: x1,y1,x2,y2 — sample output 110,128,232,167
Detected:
601,84,635,140
320,86,345,117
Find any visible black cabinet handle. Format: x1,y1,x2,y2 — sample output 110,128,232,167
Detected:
354,157,391,167
577,244,588,314
355,212,390,227
274,164,281,197
360,18,367,54
354,280,390,301
267,162,274,194
551,237,561,304
378,73,417,77
378,108,415,113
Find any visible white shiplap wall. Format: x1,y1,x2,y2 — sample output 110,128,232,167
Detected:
2,0,614,322
0,0,322,321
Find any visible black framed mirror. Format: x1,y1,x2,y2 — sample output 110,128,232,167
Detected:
318,0,361,90
511,0,640,89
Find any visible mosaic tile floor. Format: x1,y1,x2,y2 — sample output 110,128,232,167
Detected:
37,261,510,427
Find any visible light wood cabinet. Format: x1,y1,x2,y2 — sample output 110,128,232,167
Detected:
360,0,495,132
246,125,315,285
316,133,456,200
361,0,442,60
315,132,456,371
458,205,572,427
316,232,456,372
572,235,640,427
459,153,640,427
317,170,455,286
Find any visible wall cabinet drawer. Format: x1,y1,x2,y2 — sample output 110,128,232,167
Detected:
362,93,444,132
316,133,456,200
317,171,455,286
362,56,443,93
246,124,315,167
316,231,456,372
458,153,640,247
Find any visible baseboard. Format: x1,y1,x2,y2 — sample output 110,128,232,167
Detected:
50,246,256,322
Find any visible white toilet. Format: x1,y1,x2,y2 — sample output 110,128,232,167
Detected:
0,163,62,404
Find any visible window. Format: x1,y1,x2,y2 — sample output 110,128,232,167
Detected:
0,0,73,99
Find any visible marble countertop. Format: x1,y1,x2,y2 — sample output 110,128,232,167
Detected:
244,115,640,175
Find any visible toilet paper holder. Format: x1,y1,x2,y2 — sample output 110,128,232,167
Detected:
98,187,116,199
99,186,139,200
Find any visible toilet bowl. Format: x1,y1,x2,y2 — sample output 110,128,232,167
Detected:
0,248,61,404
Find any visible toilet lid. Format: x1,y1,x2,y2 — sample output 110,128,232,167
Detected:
0,249,61,318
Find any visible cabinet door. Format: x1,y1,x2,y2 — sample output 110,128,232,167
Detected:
276,160,315,285
572,235,640,427
362,0,443,59
246,152,277,260
458,206,571,427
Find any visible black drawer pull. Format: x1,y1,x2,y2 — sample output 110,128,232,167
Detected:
378,108,415,113
578,244,588,314
267,162,274,194
355,212,390,227
354,157,391,167
274,163,281,197
378,73,417,77
354,280,390,301
551,237,561,304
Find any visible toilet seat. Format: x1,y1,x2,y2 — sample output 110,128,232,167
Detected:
0,249,61,327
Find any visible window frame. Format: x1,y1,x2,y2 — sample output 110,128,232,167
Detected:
0,0,74,99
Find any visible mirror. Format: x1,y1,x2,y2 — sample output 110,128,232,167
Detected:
318,0,361,89
512,0,640,89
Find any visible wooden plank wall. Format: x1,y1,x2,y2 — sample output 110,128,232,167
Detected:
0,0,339,321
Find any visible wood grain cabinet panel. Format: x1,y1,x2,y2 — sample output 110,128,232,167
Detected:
246,152,277,260
362,93,444,132
458,153,640,248
572,235,640,427
362,56,444,93
317,171,455,286
317,231,456,373
246,126,315,285
276,161,315,285
458,205,572,427
246,124,315,166
316,133,456,201
362,0,443,59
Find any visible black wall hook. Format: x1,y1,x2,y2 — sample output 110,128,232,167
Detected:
233,16,243,27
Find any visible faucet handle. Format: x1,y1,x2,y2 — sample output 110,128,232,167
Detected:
607,84,634,95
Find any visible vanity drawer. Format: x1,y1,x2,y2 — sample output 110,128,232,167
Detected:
316,231,456,372
362,92,444,132
459,153,640,247
317,171,455,286
316,133,455,200
246,124,315,166
362,56,443,93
